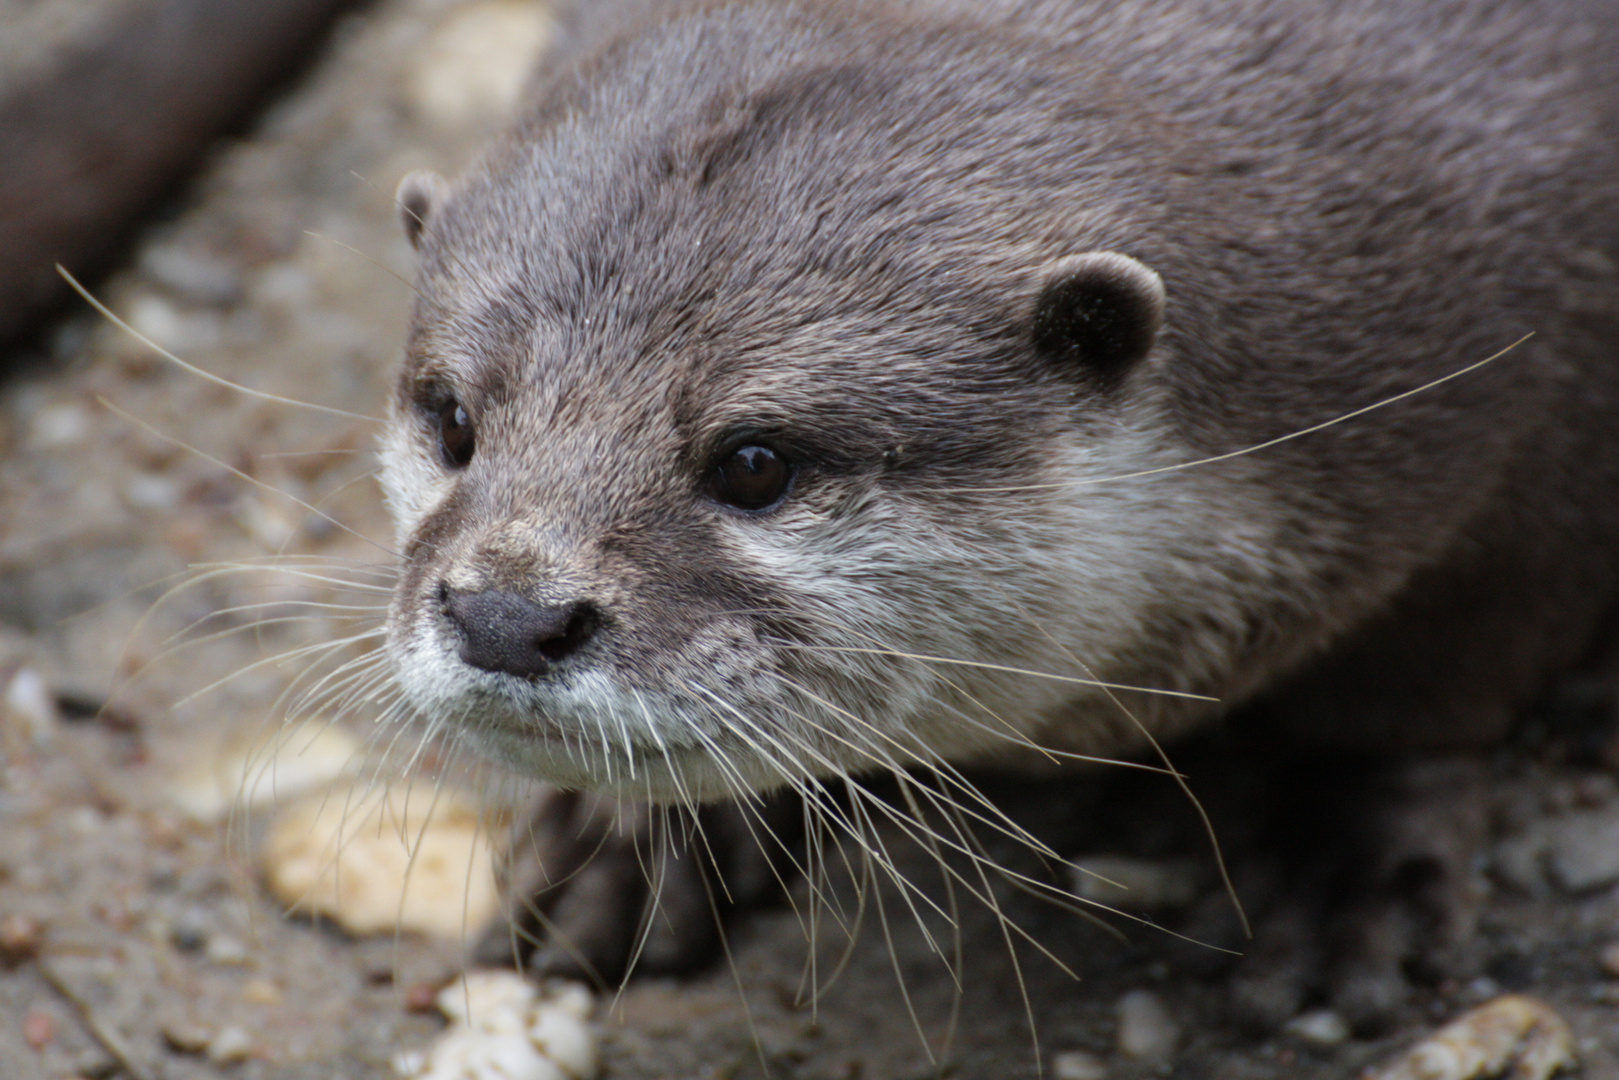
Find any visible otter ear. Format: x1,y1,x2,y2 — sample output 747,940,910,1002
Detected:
396,170,448,250
1030,252,1165,380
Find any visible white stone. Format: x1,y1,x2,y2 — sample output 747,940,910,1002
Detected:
170,722,362,822
261,780,502,939
1116,989,1179,1061
139,243,242,306
27,401,90,450
1284,1009,1350,1047
1068,855,1201,911
398,971,600,1080
206,1025,254,1064
528,1005,599,1079
1545,806,1619,892
125,293,222,354
3,668,58,745
1051,1048,1108,1080
438,970,538,1026
123,472,180,511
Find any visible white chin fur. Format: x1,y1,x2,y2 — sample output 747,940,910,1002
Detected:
388,619,796,804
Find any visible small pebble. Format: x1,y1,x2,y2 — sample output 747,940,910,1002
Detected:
1362,995,1575,1080
1491,830,1549,894
205,935,251,966
125,293,221,354
395,970,599,1080
262,780,500,939
1283,1009,1350,1047
1599,940,1619,978
0,913,45,963
242,978,282,1006
169,906,210,952
138,243,243,306
170,721,362,823
1051,1048,1108,1080
1115,989,1179,1061
124,472,181,512
27,402,90,450
3,668,59,746
23,1008,58,1051
405,981,443,1013
73,1044,117,1077
207,1025,254,1064
1068,855,1201,912
163,1021,214,1054
1572,773,1615,807
1545,806,1619,892
1589,984,1619,1006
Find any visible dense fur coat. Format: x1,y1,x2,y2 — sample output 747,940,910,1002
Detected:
381,0,1619,808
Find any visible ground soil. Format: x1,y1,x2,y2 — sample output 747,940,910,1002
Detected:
3,2,1619,1078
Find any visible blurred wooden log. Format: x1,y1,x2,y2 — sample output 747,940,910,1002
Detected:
0,0,366,347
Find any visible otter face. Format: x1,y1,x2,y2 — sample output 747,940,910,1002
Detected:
377,54,1240,805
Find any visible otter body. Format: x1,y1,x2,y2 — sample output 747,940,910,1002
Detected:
380,0,1619,1025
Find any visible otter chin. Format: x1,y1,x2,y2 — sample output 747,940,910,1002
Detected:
377,0,1619,1030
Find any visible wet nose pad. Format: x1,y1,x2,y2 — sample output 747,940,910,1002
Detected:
441,587,601,678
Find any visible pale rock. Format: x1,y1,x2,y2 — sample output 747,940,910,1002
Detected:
125,292,222,355
169,722,362,822
207,1025,254,1064
27,401,90,450
1051,1048,1108,1080
1544,805,1619,892
397,970,600,1080
262,780,501,939
1116,989,1178,1061
1362,995,1575,1080
1284,1009,1350,1047
139,243,243,306
123,471,181,511
3,667,58,745
1068,855,1201,911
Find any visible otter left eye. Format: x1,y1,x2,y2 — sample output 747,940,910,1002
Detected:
438,398,476,468
708,444,793,511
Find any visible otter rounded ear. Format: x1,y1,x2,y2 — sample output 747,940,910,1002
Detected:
1030,252,1165,380
396,170,448,249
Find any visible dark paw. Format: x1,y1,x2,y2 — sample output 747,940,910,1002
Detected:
471,787,800,986
1225,756,1488,1034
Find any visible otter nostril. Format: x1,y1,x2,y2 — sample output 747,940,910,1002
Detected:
535,602,599,663
442,589,600,679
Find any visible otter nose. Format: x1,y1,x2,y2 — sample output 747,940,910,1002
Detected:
442,588,600,678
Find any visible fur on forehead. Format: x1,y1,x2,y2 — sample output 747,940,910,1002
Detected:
405,2,1177,344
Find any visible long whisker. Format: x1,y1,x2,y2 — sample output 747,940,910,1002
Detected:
57,265,384,422
950,333,1532,494
773,642,1218,702
95,397,401,558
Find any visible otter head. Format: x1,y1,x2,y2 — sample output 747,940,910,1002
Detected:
378,33,1209,805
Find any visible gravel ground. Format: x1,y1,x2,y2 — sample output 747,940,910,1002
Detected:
3,2,1619,1078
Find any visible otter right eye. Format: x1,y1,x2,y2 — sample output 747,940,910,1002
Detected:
708,444,793,511
438,399,476,468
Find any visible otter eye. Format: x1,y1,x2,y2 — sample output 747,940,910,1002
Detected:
438,399,475,468
708,444,792,511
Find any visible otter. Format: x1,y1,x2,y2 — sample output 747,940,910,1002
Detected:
378,0,1619,1034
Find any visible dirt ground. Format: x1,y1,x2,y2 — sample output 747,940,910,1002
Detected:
4,2,1619,1078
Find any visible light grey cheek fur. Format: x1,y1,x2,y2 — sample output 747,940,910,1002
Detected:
777,403,1297,772
378,401,448,549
